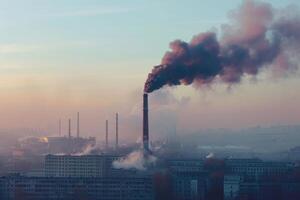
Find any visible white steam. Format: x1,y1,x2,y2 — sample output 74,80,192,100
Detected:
206,152,215,159
74,144,97,155
112,150,157,171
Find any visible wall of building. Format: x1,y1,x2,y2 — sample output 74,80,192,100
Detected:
45,154,120,178
0,174,154,200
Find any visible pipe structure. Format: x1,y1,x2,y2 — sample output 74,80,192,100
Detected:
77,112,80,138
68,119,71,139
59,119,61,137
115,113,119,149
106,120,108,148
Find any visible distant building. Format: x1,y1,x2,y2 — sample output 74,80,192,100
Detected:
225,158,294,181
239,181,282,200
281,181,300,199
224,175,242,200
0,173,154,200
226,179,300,200
45,154,121,177
288,146,300,161
167,159,208,200
168,159,205,172
224,159,299,200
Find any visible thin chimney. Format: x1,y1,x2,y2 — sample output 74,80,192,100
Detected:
68,119,71,139
59,119,61,137
77,112,80,138
116,113,119,149
143,93,149,152
105,120,108,148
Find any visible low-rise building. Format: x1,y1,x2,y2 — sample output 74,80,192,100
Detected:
225,158,294,181
167,159,208,200
224,175,242,200
0,173,154,200
223,159,299,200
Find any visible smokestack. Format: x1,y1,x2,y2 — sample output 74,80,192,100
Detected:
77,112,80,138
115,113,118,149
59,119,61,137
68,119,71,139
105,120,108,148
143,93,149,152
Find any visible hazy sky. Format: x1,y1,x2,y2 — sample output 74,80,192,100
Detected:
0,0,299,142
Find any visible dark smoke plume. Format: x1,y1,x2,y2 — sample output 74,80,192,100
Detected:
144,0,300,93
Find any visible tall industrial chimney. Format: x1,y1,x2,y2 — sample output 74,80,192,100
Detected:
115,113,118,149
105,120,108,148
77,112,80,138
143,93,149,152
68,119,71,139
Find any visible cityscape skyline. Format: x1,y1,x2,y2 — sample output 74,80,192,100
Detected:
0,1,300,199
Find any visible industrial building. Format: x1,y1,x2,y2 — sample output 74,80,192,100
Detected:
45,154,121,177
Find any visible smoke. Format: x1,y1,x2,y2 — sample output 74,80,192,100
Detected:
144,0,300,93
128,88,189,140
112,150,157,170
149,89,190,107
206,152,215,159
73,144,97,155
18,136,48,143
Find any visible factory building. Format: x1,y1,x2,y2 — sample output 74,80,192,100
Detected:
45,154,121,178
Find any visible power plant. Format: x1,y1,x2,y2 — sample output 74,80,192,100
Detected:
48,115,96,154
14,96,149,155
13,93,151,155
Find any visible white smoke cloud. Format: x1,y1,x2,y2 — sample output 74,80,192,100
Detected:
73,144,97,155
53,153,66,156
135,136,142,145
112,150,157,171
206,152,215,159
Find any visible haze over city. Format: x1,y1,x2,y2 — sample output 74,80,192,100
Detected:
0,0,299,143
1,1,300,200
